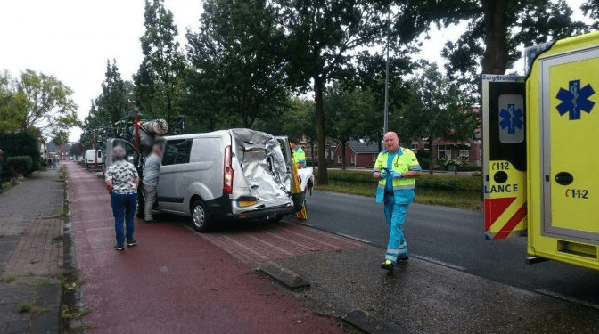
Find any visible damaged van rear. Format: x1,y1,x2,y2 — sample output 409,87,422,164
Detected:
149,128,299,231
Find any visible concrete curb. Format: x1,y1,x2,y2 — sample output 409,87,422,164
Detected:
342,310,409,334
257,263,310,289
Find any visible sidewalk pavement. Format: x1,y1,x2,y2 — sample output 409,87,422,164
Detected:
0,166,65,334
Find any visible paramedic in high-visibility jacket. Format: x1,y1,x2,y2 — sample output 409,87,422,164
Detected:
290,137,307,168
372,131,422,271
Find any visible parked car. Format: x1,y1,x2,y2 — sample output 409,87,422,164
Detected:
104,128,304,231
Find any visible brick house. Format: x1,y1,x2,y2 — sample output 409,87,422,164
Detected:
410,126,482,168
332,138,381,168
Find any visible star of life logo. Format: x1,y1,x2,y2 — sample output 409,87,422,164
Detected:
556,79,595,120
499,104,523,134
498,94,524,143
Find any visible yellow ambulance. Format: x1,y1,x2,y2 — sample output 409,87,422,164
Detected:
526,31,599,271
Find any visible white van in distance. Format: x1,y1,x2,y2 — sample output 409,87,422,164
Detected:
84,149,103,168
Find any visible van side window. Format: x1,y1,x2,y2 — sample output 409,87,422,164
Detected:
162,139,193,166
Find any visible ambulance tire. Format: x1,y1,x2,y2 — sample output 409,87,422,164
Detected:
191,200,211,232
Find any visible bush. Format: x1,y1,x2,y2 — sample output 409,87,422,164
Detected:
0,131,39,175
325,169,482,192
328,170,377,183
5,156,33,178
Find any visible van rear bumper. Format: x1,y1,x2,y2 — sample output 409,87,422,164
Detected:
205,194,295,221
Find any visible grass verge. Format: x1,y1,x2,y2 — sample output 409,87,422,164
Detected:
314,173,482,211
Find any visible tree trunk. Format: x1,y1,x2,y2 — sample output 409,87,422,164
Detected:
341,141,346,170
314,75,328,184
481,0,508,75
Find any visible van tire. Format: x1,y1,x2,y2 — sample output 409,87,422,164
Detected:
191,200,211,232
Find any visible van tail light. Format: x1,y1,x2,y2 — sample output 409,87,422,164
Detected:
223,145,234,194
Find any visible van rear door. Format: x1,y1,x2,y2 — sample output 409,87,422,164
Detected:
230,129,293,212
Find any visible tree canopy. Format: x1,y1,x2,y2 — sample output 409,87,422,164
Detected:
135,0,185,127
0,69,79,138
186,0,288,129
441,0,586,93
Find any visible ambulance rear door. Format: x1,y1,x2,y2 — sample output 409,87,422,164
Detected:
539,46,599,245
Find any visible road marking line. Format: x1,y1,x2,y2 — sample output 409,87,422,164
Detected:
535,289,599,310
336,233,371,244
415,256,466,271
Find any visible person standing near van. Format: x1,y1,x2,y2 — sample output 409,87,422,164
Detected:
105,146,140,250
290,137,306,168
143,143,162,222
372,131,422,271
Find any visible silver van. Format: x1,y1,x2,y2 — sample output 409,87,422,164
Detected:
105,128,303,231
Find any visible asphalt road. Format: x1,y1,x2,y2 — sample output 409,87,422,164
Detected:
304,190,599,307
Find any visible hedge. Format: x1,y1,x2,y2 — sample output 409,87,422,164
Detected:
5,156,33,178
0,131,39,175
325,169,482,192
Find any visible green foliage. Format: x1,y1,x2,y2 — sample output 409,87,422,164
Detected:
326,169,481,192
135,0,185,124
277,0,389,184
52,130,69,146
0,130,39,175
185,0,288,129
582,0,599,29
18,302,32,313
0,71,26,131
324,82,377,147
15,69,79,137
441,0,587,93
315,175,482,211
395,63,475,170
83,60,135,146
5,156,33,177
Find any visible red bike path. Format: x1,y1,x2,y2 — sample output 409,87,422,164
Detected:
65,161,347,334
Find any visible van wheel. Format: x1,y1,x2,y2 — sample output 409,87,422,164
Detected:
136,189,145,219
191,200,211,232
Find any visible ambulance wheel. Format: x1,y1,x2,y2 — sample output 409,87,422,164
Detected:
191,200,211,232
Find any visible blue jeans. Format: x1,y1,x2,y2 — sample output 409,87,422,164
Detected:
110,192,137,246
383,191,413,264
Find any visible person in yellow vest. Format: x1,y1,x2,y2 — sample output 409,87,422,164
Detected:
373,131,422,271
290,137,306,168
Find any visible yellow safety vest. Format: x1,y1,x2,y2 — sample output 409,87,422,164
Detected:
373,148,419,190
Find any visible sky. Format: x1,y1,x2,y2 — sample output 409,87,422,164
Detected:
0,0,590,142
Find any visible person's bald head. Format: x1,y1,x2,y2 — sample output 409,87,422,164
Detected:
383,132,400,152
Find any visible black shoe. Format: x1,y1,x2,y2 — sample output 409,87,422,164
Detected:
114,244,125,250
397,256,409,261
381,260,395,271
126,239,137,247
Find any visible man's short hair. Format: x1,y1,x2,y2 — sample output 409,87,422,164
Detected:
290,137,300,144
